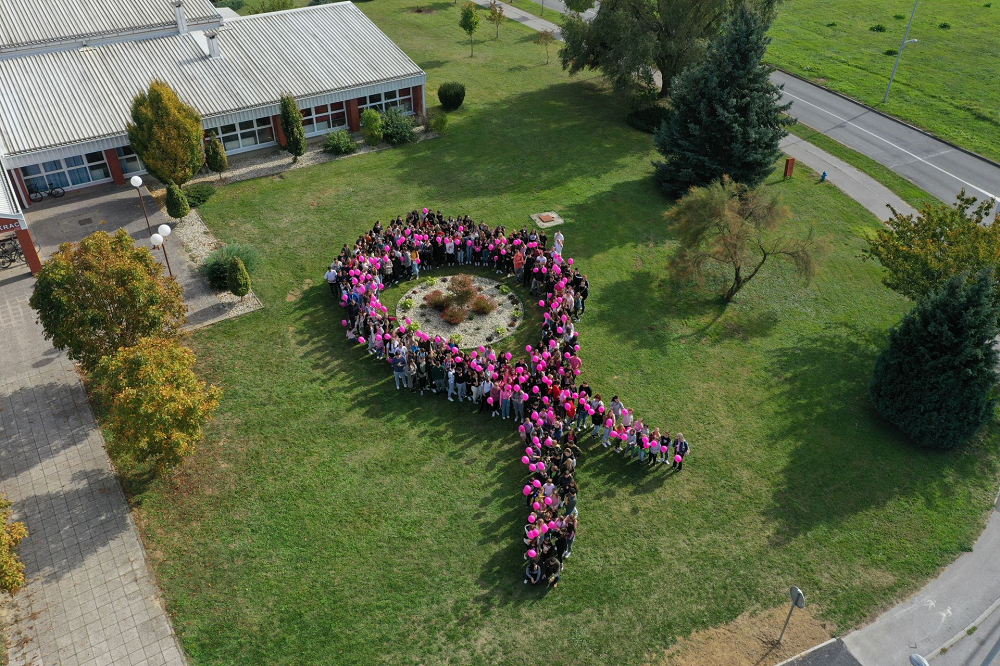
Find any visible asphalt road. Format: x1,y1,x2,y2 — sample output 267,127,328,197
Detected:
773,71,1000,209
785,640,863,666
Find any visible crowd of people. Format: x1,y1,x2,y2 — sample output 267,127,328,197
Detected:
327,208,690,588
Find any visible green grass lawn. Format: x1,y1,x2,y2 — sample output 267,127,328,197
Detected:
126,2,1000,665
769,0,1000,161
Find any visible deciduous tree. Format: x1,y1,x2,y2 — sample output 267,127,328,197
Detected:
870,271,998,448
126,79,204,186
29,229,186,371
0,495,27,595
460,3,481,57
279,94,307,163
861,191,1000,316
666,176,824,301
486,0,507,38
653,4,792,197
534,29,556,64
559,0,781,105
92,337,222,470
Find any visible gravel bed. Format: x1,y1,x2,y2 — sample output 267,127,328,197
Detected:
397,275,522,349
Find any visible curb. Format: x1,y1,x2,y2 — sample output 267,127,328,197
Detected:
927,595,1000,660
770,67,1000,171
772,638,839,666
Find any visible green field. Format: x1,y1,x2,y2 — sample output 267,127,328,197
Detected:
125,2,1000,664
769,0,1000,161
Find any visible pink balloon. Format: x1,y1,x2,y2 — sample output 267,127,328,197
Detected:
522,485,531,496
528,549,537,558
341,319,348,326
521,456,529,464
533,479,541,488
528,515,536,523
533,502,541,511
358,337,366,344
606,419,613,427
528,463,536,471
675,455,683,463
538,300,545,307
526,345,532,352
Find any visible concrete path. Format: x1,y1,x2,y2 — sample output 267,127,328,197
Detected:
0,264,186,666
780,135,918,221
471,0,563,36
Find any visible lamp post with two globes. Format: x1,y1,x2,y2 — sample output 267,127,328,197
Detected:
151,224,173,278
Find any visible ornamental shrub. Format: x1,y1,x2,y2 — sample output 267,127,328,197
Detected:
204,134,228,180
360,108,384,145
202,243,261,290
182,182,215,208
165,182,190,219
0,495,27,595
870,23,887,32
323,129,357,155
438,82,466,111
424,289,451,311
442,305,469,324
870,271,999,448
625,105,671,134
382,108,417,146
447,274,477,305
428,110,449,135
471,294,497,314
227,256,252,298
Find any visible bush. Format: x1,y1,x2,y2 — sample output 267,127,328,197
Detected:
870,272,998,448
402,298,415,309
360,108,384,145
438,82,466,111
494,325,505,335
202,243,261,290
870,23,887,32
424,289,451,311
428,110,449,135
448,274,477,305
625,105,671,134
165,182,190,219
471,294,497,314
227,256,252,297
183,182,216,208
442,305,469,324
884,48,899,56
499,284,511,294
323,129,357,155
0,495,27,595
939,22,951,28
893,13,905,19
826,21,837,27
382,107,417,146
215,0,244,9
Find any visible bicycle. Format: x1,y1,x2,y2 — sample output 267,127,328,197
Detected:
0,236,25,268
27,181,65,202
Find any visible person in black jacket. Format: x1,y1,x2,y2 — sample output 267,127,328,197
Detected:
543,556,562,588
672,434,690,471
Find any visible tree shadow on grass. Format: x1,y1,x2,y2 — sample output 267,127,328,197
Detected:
764,322,1000,545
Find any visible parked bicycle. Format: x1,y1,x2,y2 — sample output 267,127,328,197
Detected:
27,181,65,202
0,236,25,268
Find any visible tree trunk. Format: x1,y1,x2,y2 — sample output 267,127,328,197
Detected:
471,35,474,57
725,266,743,301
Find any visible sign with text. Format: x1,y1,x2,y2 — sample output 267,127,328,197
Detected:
0,217,26,234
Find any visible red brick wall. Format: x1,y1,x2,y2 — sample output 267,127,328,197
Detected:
272,114,287,147
103,149,126,185
412,85,424,117
347,99,361,132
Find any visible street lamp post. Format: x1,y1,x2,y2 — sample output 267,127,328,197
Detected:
130,175,153,236
883,0,919,103
910,655,930,666
778,586,806,644
151,224,173,278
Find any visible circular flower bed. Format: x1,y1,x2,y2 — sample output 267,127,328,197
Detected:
397,274,522,349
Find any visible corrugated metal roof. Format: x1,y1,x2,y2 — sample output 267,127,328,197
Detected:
0,3,425,158
0,0,221,52
0,162,21,218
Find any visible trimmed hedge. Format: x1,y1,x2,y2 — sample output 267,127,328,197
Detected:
438,82,466,111
183,182,216,208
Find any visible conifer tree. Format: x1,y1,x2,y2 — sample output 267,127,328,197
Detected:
227,256,252,298
870,271,999,448
165,182,190,219
279,94,307,163
205,133,229,181
653,4,792,198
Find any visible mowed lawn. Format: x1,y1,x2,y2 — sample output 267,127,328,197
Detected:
129,2,1000,665
769,0,1000,160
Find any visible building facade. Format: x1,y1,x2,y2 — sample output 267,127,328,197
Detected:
0,1,426,212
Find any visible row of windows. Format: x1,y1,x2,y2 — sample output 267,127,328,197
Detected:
302,102,348,136
206,116,276,153
19,151,111,192
359,88,414,114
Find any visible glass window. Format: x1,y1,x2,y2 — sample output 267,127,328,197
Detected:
385,90,397,100
65,155,85,168
302,107,313,118
240,130,258,146
331,102,344,111
257,126,275,144
68,167,91,186
42,160,63,173
314,117,330,132
369,93,381,104
331,111,347,128
399,99,413,113
256,116,271,128
116,146,143,175
24,175,47,192
85,151,104,164
221,123,237,134
238,120,254,131
45,172,70,188
20,164,41,177
223,135,241,152
89,163,111,181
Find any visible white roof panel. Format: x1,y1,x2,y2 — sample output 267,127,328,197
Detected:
0,3,425,157
0,0,221,52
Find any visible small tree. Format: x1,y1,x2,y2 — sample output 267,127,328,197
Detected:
360,108,384,145
0,495,27,595
459,2,480,57
870,271,999,448
29,229,187,371
165,182,190,219
227,256,252,298
279,94,307,163
666,176,824,301
205,133,229,181
534,29,556,64
486,0,507,38
126,79,204,186
861,190,1000,317
92,337,222,470
653,5,792,198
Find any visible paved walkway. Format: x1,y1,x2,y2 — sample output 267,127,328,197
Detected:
0,264,186,666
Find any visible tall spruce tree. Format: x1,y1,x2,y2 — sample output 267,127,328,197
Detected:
870,271,999,448
278,94,307,163
653,4,792,198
